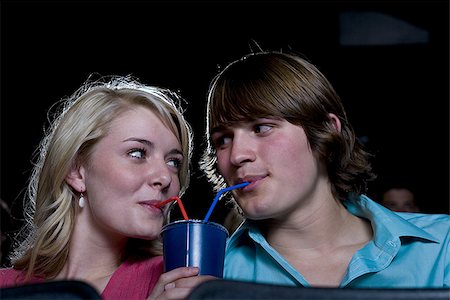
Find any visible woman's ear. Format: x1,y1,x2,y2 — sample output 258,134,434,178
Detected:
328,113,341,133
65,162,86,193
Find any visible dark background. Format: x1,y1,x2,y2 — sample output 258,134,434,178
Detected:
1,1,449,238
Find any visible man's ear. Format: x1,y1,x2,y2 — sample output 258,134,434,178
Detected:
65,162,86,193
328,113,341,133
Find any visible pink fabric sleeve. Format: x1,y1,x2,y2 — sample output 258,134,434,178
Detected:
0,268,44,288
101,256,164,300
1,256,164,299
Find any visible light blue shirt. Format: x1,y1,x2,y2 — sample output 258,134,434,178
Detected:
224,195,450,287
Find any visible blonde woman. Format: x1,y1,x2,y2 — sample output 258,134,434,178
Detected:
0,75,213,299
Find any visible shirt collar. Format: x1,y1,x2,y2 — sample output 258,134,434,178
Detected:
345,195,438,243
227,195,439,251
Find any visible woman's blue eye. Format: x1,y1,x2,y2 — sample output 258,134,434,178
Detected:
129,148,146,159
167,158,182,169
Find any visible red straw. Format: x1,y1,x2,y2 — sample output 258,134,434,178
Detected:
156,196,189,220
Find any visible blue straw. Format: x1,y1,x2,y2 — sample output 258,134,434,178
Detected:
204,182,250,222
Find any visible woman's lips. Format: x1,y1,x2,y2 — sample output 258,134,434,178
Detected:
139,200,163,214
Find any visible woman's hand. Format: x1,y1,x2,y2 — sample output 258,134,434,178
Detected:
147,267,217,300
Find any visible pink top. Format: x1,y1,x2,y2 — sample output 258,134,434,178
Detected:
0,256,164,299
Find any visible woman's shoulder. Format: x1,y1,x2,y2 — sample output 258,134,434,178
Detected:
123,255,164,272
102,256,163,299
111,255,163,282
0,267,25,288
0,267,45,288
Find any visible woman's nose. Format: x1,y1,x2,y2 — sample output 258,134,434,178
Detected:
147,160,172,190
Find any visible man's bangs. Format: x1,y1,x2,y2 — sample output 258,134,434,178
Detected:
210,85,282,128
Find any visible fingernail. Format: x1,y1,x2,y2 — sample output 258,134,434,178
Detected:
165,283,175,290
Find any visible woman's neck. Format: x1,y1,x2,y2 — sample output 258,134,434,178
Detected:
55,212,127,293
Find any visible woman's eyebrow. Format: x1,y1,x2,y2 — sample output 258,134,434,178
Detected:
122,137,153,147
168,149,183,157
123,137,183,156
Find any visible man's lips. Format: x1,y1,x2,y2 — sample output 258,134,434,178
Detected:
236,175,266,190
238,175,266,184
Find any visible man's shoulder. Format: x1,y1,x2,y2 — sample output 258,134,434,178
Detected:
400,212,450,226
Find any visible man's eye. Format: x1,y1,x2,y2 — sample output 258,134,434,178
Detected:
213,135,231,148
255,124,272,134
129,148,146,159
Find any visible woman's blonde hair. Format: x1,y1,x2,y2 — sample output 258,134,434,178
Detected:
10,75,193,279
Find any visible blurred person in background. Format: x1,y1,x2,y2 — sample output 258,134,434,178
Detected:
1,198,12,266
378,183,421,213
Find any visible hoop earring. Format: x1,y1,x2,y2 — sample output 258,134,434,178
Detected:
79,193,85,208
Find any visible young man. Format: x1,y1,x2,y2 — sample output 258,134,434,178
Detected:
200,51,450,288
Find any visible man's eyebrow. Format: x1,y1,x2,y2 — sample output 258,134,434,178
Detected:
210,124,229,135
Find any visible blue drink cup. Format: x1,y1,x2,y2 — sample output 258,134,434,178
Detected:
161,219,229,278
